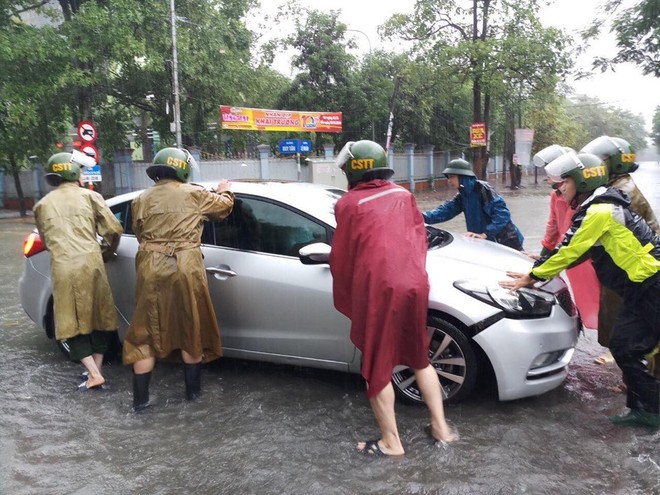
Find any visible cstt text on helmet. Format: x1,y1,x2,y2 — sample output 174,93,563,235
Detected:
350,158,375,170
52,162,73,172
166,156,188,169
581,165,607,179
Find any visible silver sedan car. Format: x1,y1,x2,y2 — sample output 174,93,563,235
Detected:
19,181,579,403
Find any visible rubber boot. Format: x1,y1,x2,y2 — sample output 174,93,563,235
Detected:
184,363,202,401
608,409,660,428
133,371,152,412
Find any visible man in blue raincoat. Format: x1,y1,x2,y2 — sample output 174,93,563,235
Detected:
422,159,524,250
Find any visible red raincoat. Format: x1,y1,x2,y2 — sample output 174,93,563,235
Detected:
541,191,600,329
330,180,430,397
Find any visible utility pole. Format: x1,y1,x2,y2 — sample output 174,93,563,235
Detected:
170,0,182,147
347,29,375,141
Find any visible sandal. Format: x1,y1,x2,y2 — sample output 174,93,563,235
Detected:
78,381,106,392
358,440,389,457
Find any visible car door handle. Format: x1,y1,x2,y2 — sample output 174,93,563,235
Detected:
206,266,237,278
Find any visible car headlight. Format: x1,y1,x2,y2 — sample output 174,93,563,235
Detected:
454,280,555,319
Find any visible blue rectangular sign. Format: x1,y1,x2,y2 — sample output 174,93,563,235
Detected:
278,139,313,155
278,139,299,155
81,165,102,182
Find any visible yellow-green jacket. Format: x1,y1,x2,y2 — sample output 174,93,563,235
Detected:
531,187,660,299
34,182,123,340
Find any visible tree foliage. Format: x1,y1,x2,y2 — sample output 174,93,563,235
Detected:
565,95,648,151
653,105,660,149
381,0,573,178
588,0,660,77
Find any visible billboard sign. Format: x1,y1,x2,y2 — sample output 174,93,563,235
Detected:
220,106,342,133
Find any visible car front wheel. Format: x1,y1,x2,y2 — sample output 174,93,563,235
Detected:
391,315,478,404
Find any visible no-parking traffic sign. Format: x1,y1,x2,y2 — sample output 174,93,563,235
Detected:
80,144,99,164
77,121,98,143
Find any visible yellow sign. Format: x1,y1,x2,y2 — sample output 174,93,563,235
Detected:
220,105,343,133
470,123,486,147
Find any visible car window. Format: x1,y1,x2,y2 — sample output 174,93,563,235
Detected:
110,201,133,235
209,196,330,256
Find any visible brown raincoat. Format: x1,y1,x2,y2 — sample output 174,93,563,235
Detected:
33,182,123,340
122,179,234,364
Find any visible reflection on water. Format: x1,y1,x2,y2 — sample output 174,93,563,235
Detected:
1,222,658,495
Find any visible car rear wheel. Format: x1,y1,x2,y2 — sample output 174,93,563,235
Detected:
392,315,478,404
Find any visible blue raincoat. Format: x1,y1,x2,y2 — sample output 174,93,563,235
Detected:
422,175,524,250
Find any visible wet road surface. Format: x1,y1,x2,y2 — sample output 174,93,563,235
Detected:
1,184,659,494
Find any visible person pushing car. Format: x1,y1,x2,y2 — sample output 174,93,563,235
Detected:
330,140,458,456
122,147,234,411
34,151,123,391
502,152,660,428
422,158,524,250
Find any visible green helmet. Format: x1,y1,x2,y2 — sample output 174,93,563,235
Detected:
442,159,475,177
147,147,193,182
545,152,609,193
45,152,81,184
335,140,392,186
580,136,636,175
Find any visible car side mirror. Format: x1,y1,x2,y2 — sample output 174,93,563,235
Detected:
298,242,331,265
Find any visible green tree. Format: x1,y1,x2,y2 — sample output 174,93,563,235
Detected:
382,0,573,179
0,15,69,216
565,95,648,151
274,9,359,149
652,105,660,149
587,0,660,77
7,0,260,161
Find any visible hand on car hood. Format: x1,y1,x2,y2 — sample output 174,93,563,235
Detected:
426,232,533,285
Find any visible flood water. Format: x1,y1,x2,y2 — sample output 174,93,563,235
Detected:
1,184,659,494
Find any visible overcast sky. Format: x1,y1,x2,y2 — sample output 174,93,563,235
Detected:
260,0,657,132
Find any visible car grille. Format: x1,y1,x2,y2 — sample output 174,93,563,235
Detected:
555,288,576,316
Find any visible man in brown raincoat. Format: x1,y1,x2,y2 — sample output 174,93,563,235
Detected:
122,147,234,411
34,152,123,391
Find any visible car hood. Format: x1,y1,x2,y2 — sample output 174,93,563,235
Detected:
426,232,533,285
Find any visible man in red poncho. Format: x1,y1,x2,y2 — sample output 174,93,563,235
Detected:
330,140,458,457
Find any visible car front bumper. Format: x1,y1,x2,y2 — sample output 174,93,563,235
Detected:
473,306,579,401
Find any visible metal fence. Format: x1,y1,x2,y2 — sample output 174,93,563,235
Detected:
1,147,517,207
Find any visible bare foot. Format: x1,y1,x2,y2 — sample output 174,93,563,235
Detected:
85,375,106,389
426,424,459,443
609,383,627,394
594,352,614,365
357,440,404,457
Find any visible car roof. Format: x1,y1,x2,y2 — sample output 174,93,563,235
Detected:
106,180,345,227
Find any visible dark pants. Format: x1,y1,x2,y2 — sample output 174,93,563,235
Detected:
609,285,660,414
67,331,111,362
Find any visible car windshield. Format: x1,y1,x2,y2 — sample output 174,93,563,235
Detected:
426,225,453,250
